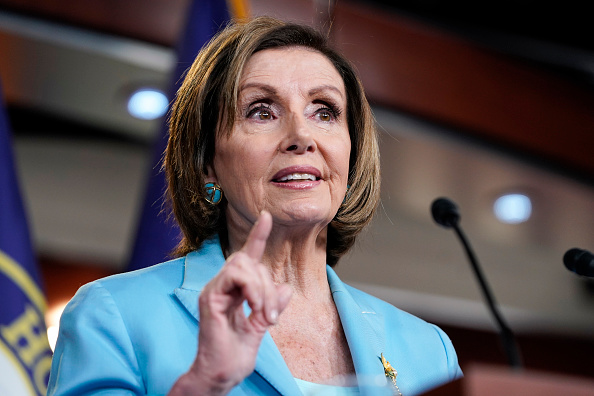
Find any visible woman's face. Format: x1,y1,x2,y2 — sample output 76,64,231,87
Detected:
210,46,351,230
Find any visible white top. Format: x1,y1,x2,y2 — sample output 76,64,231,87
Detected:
294,378,360,396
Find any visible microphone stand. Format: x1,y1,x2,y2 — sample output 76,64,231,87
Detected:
431,197,523,369
450,222,523,369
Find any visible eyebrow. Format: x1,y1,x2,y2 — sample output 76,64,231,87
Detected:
239,83,344,100
308,84,345,99
239,83,277,96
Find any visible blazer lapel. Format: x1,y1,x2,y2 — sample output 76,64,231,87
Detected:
172,237,300,395
327,266,392,396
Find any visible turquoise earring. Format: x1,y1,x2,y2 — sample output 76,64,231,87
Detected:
205,182,223,205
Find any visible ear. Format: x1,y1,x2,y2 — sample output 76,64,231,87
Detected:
204,163,218,184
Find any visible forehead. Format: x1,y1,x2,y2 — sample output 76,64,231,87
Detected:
239,47,345,95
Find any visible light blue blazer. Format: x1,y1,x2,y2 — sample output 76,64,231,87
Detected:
48,237,462,396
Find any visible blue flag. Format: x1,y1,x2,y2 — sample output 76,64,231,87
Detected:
127,0,234,271
0,80,52,395
127,0,238,271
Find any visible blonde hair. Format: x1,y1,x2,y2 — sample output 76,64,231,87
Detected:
166,16,380,266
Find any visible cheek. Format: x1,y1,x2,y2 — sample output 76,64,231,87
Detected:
215,133,249,172
215,136,275,184
328,137,351,180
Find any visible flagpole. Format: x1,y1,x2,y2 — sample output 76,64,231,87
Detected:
227,0,251,19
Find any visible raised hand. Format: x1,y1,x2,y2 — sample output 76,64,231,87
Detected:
169,211,292,396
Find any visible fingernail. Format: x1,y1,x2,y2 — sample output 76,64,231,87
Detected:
270,309,278,323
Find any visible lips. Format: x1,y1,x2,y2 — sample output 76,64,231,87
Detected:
271,166,322,183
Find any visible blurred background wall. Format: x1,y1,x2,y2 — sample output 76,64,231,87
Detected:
1,0,593,381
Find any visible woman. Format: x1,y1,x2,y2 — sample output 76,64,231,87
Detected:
48,16,462,396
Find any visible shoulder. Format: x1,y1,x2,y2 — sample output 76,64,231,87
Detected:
341,282,423,322
87,256,186,295
344,282,454,342
68,257,184,306
338,281,463,383
49,257,198,395
63,257,191,336
84,236,224,299
60,257,188,336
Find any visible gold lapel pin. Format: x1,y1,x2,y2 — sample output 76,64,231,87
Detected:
381,353,402,396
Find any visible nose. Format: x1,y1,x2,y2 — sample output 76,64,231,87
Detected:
280,113,316,154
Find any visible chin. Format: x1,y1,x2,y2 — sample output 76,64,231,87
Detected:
276,202,336,226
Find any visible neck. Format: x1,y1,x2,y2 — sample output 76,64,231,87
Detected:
225,215,330,297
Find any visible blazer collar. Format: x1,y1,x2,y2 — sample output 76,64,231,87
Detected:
173,236,225,320
173,239,389,395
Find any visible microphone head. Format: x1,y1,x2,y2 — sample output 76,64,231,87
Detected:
563,248,594,277
431,197,460,228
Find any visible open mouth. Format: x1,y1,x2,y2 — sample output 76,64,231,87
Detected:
273,173,320,182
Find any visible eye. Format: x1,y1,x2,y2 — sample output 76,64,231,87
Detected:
247,104,274,121
314,105,339,122
311,99,342,123
257,109,272,120
318,110,332,122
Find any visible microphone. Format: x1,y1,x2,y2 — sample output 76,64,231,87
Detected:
431,197,460,228
431,197,523,369
563,248,594,277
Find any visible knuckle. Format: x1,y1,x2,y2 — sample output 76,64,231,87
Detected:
227,252,249,267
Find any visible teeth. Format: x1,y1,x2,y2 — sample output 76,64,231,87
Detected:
277,173,317,182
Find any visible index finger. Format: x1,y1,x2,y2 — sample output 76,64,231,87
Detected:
242,211,272,261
